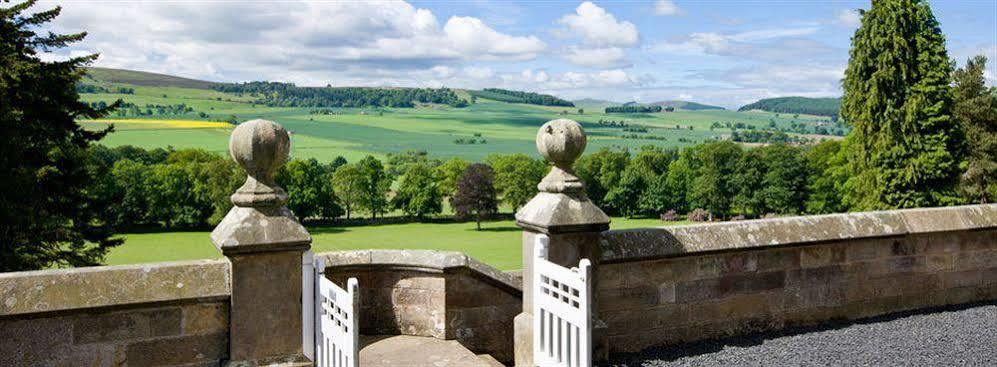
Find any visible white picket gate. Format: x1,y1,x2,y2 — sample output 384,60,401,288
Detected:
532,235,593,367
307,255,359,367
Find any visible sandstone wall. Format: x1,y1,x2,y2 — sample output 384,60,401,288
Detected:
597,204,997,354
319,250,522,364
0,260,231,367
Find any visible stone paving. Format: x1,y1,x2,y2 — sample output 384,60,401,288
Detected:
603,303,997,367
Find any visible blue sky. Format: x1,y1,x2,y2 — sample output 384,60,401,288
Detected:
45,0,996,108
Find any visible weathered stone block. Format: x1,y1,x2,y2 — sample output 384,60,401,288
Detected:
800,245,846,268
181,302,228,336
124,332,227,366
72,307,181,344
597,286,658,311
786,265,845,288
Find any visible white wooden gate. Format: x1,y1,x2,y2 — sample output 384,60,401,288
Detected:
312,256,359,367
532,235,593,367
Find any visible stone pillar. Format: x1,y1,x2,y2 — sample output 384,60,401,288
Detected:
211,119,312,366
513,119,610,366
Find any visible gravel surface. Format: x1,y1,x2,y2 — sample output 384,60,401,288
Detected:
604,303,997,367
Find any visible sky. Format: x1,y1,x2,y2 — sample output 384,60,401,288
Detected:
40,0,997,109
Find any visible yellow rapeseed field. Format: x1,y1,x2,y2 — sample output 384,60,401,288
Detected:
86,119,232,129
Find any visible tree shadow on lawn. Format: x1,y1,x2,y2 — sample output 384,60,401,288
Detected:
471,225,520,233
305,226,350,235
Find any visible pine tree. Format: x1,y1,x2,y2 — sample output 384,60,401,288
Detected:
1,1,122,271
954,55,997,203
841,0,965,210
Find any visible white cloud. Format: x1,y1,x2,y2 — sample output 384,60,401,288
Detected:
561,47,630,68
836,9,861,27
557,2,639,47
46,0,545,84
650,27,836,62
654,1,681,16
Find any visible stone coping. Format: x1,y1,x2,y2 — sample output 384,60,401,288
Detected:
0,259,230,317
601,204,997,263
315,250,522,293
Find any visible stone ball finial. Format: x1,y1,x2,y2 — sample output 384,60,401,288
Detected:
536,119,587,168
229,119,290,207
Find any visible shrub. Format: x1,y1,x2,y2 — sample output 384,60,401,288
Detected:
688,208,711,222
659,210,679,222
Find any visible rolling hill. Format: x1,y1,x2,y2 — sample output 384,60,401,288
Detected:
738,97,841,117
84,67,218,89
649,100,725,111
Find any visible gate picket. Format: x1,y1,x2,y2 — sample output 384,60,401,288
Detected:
532,235,593,367
314,257,359,367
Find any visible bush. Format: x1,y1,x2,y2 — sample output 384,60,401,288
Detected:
730,214,745,221
659,210,679,222
688,208,711,222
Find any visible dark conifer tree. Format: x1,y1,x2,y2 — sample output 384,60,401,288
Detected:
954,55,997,203
841,0,965,210
1,1,122,271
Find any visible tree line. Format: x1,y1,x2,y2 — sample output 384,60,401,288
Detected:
212,81,469,108
738,97,841,118
605,105,663,113
80,147,550,230
76,84,134,94
469,88,575,107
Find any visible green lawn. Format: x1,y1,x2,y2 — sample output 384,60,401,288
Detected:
105,217,688,270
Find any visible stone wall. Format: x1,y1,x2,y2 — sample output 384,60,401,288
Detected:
597,204,997,354
0,260,231,366
319,250,522,364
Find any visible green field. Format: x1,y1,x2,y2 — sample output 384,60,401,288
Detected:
81,69,834,269
106,217,688,270
79,69,841,162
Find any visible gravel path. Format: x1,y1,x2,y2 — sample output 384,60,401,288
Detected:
604,303,997,367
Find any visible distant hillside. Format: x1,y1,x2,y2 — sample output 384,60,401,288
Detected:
739,97,841,117
573,98,619,110
468,88,574,107
85,67,218,89
214,81,467,108
649,100,725,111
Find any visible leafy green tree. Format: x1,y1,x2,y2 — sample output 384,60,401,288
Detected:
953,55,997,203
0,1,123,271
486,154,547,211
575,148,630,207
731,148,766,216
605,164,649,218
756,144,808,214
332,163,365,219
109,159,152,226
146,163,210,228
436,157,470,198
690,141,742,219
203,157,244,225
841,0,964,210
392,163,443,218
805,140,848,214
453,163,498,230
277,158,341,222
356,155,391,219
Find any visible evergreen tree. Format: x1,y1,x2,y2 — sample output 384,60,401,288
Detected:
0,1,123,271
841,0,964,210
953,55,997,203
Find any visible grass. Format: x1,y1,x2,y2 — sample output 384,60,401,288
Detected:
78,70,844,163
104,217,689,270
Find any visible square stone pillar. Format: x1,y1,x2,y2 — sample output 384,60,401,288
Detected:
211,119,313,366
514,119,610,367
